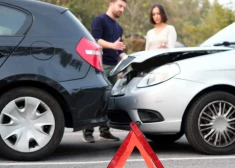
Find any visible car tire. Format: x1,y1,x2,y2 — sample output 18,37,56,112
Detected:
144,133,183,143
185,91,235,155
0,87,65,161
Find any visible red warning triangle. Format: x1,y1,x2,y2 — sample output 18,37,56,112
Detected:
107,122,164,168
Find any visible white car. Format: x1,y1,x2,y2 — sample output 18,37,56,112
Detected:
107,23,235,155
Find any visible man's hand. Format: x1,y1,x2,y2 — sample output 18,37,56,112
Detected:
97,38,126,50
119,52,127,60
110,37,126,50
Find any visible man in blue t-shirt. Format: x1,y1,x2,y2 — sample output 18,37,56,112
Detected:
83,0,127,143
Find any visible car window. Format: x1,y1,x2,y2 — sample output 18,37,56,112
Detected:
0,5,29,36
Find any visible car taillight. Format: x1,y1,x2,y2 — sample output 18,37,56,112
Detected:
76,37,103,71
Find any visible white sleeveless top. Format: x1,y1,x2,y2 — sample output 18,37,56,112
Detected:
145,25,177,50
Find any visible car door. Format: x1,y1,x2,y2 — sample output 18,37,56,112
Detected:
0,4,32,67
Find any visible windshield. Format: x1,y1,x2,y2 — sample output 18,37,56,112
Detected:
200,22,235,47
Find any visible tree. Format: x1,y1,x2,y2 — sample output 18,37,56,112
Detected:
40,0,108,31
183,2,235,46
40,0,234,49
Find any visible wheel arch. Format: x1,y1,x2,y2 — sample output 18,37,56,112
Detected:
0,80,73,128
181,84,235,133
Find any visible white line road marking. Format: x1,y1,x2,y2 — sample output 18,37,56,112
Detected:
1,156,235,166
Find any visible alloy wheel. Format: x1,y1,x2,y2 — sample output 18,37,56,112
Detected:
198,100,235,148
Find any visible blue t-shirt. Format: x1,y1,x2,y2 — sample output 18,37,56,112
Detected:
91,14,123,66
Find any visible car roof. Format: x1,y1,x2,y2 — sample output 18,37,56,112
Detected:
0,0,68,14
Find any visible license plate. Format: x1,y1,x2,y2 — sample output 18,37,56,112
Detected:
108,98,116,110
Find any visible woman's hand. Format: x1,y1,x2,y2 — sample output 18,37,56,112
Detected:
159,42,167,48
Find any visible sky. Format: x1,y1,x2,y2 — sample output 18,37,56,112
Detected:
209,0,234,5
209,0,235,11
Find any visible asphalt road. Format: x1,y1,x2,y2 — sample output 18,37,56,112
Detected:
0,128,235,168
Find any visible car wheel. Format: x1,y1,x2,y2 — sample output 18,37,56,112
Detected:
0,87,64,161
144,133,183,143
185,91,235,155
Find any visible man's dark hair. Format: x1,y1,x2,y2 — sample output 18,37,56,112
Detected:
110,0,127,2
149,4,168,24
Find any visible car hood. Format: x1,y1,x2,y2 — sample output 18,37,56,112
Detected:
110,46,232,76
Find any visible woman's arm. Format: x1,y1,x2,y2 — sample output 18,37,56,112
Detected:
145,32,150,51
167,26,177,48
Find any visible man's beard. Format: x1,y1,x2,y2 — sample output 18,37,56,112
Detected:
112,11,122,18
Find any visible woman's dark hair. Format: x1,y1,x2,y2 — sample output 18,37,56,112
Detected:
149,4,168,24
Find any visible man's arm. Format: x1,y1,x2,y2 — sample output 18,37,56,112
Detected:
91,17,104,43
98,38,126,51
91,17,126,55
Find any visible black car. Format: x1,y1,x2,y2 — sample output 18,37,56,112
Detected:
0,0,111,161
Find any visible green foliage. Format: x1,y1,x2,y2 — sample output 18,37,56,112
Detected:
40,0,235,49
182,2,235,46
40,0,108,31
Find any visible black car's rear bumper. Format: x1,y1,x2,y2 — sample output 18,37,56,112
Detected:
72,86,111,131
57,66,112,131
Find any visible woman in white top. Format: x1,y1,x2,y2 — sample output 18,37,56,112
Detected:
145,4,177,50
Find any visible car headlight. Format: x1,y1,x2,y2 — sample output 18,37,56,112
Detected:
137,63,180,88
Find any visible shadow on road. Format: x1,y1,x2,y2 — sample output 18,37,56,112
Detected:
49,134,197,161
0,132,198,162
